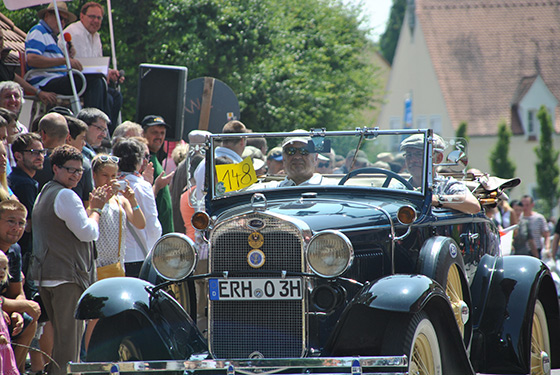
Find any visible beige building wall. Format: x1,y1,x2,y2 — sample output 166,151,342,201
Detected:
377,13,451,139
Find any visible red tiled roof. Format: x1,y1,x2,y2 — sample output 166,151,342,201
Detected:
0,12,26,67
417,0,560,136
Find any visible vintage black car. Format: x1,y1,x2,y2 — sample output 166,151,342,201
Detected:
69,128,559,375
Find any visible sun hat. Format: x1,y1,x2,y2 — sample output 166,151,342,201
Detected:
38,2,77,23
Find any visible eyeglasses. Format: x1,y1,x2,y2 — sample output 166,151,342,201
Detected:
22,149,47,157
86,14,103,21
284,146,310,156
59,165,84,175
90,123,108,134
318,162,330,168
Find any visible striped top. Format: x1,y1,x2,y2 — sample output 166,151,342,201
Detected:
25,20,66,88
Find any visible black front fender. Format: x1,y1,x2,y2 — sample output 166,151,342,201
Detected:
470,254,560,373
326,274,447,353
76,277,207,360
75,277,153,320
326,274,473,373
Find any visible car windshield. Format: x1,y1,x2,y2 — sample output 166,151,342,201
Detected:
186,128,467,206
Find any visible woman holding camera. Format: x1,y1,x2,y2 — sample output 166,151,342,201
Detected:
90,154,146,279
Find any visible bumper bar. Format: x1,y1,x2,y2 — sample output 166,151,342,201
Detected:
67,356,408,374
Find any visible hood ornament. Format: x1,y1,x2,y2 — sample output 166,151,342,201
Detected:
251,193,267,211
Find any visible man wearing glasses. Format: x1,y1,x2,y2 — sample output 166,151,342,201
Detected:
30,144,110,375
60,2,123,128
8,133,45,268
77,107,110,162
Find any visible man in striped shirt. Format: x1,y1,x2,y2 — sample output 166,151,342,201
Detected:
26,2,110,118
25,3,85,97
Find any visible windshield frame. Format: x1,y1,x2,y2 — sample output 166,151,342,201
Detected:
203,128,436,204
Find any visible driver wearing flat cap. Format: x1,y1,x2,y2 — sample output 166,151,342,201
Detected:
401,133,481,214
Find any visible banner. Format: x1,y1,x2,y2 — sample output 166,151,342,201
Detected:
3,0,70,11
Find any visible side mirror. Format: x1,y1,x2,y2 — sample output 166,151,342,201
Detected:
447,150,468,168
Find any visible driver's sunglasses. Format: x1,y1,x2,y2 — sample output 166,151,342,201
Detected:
284,146,310,156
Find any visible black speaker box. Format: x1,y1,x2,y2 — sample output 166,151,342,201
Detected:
136,64,188,141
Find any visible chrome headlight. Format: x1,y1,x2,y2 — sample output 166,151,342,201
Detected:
306,230,353,278
152,234,197,281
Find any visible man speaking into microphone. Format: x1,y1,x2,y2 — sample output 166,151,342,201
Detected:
58,2,123,131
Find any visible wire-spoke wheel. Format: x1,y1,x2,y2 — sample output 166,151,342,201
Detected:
407,312,442,375
530,300,551,375
446,264,468,338
118,337,143,362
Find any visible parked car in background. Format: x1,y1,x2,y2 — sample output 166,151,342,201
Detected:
69,128,559,375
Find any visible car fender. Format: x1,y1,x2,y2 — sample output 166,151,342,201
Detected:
325,274,472,374
76,277,207,360
470,254,560,373
417,236,473,346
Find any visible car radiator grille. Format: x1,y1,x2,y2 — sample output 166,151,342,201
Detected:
209,213,305,359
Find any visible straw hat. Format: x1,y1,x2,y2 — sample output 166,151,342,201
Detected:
38,2,77,23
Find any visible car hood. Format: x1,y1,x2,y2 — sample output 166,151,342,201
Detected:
215,194,423,233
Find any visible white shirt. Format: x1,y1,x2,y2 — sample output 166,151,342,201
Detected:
59,21,103,58
121,173,162,263
277,173,325,187
37,187,99,287
54,188,99,241
193,146,244,203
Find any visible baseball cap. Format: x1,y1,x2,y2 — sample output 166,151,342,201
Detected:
267,147,283,161
141,115,171,130
281,129,311,148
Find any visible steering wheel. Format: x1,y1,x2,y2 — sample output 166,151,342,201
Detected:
338,167,414,190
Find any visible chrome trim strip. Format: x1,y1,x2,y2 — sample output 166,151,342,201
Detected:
67,356,408,374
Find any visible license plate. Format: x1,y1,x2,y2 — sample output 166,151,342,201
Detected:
209,278,303,301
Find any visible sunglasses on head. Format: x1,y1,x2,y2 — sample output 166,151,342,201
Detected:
97,155,119,163
284,146,310,156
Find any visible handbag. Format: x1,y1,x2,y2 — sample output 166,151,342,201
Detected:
97,199,126,280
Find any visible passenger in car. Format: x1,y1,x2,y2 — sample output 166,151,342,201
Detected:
400,134,481,214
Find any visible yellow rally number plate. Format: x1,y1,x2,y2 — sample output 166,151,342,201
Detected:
215,157,258,193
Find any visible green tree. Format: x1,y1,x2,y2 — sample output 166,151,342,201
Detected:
379,0,406,64
455,121,469,154
534,106,559,217
4,0,380,132
489,121,515,178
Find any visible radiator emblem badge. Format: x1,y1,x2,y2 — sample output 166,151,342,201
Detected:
248,232,264,249
247,249,265,268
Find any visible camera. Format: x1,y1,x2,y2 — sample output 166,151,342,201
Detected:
116,181,127,191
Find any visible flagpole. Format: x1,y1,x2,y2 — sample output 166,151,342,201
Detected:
107,0,117,71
